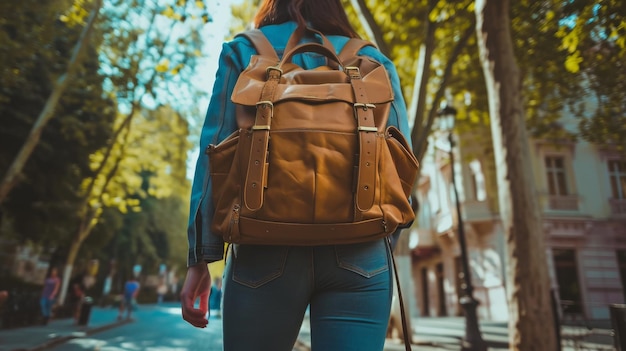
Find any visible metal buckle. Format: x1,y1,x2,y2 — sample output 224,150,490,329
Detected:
252,125,271,130
345,66,361,79
357,126,378,132
255,100,274,119
354,103,376,111
265,66,283,79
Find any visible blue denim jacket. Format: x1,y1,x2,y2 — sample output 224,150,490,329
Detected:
187,21,412,266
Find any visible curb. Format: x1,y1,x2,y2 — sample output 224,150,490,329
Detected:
17,319,132,351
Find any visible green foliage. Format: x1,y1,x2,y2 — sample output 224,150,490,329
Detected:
1,0,205,278
0,0,116,246
557,0,626,152
341,0,625,154
65,0,206,263
229,0,260,37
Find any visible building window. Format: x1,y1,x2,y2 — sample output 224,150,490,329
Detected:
553,249,582,315
545,156,568,196
608,160,626,199
469,160,486,201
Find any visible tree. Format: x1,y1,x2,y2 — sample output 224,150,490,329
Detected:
558,0,626,153
475,1,557,350
0,0,103,205
57,0,209,303
0,0,116,249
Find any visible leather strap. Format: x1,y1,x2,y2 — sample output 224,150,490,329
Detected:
338,38,375,62
244,69,280,211
238,217,388,245
348,68,377,213
236,29,279,60
285,26,336,53
386,237,413,351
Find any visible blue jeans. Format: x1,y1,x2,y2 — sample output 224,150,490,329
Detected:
40,297,54,318
222,239,392,351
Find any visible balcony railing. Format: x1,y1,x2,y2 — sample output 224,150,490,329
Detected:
463,199,495,222
548,195,579,211
609,198,626,215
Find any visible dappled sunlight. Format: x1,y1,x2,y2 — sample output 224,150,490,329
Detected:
62,330,199,350
162,307,183,315
65,338,107,349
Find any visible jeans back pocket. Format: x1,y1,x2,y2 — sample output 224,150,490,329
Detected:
335,240,389,278
233,245,289,288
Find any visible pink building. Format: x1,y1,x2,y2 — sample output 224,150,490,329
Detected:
411,124,626,322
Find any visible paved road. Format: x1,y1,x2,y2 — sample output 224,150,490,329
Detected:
46,304,224,351
15,302,614,351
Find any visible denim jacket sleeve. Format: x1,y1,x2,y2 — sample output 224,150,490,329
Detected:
187,41,247,267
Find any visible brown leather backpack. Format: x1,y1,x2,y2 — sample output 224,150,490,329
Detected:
207,28,419,246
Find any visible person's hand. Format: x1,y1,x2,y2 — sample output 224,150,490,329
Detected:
180,263,211,328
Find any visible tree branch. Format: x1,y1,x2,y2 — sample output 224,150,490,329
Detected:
412,16,476,162
349,0,390,57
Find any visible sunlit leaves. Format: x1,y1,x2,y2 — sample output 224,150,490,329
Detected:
161,5,177,19
59,0,91,26
155,58,170,73
555,0,626,151
564,52,583,73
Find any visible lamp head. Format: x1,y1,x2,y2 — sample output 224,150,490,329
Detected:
436,104,458,132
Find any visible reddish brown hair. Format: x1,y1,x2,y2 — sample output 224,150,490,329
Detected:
253,0,360,38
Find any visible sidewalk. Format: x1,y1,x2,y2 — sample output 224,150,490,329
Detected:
0,306,129,351
296,316,616,351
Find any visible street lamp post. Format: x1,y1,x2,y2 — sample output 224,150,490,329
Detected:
437,104,487,351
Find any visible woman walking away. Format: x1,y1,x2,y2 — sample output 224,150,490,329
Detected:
181,0,414,350
40,267,60,325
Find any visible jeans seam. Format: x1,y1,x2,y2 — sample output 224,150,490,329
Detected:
309,247,315,290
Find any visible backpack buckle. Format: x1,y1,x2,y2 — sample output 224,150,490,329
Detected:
345,66,361,79
354,103,376,111
357,126,378,132
255,100,274,122
265,66,283,79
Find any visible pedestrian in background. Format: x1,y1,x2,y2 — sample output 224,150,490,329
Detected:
180,0,412,349
68,273,85,324
157,278,167,304
40,267,60,325
0,290,8,307
118,276,140,320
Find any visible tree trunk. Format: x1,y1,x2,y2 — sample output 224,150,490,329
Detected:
348,0,390,57
0,0,102,205
58,224,90,304
409,0,437,161
411,15,475,162
474,1,557,350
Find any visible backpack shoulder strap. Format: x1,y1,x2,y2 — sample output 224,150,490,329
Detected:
235,29,279,60
338,38,376,62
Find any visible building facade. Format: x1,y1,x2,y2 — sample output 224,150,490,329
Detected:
411,119,626,322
